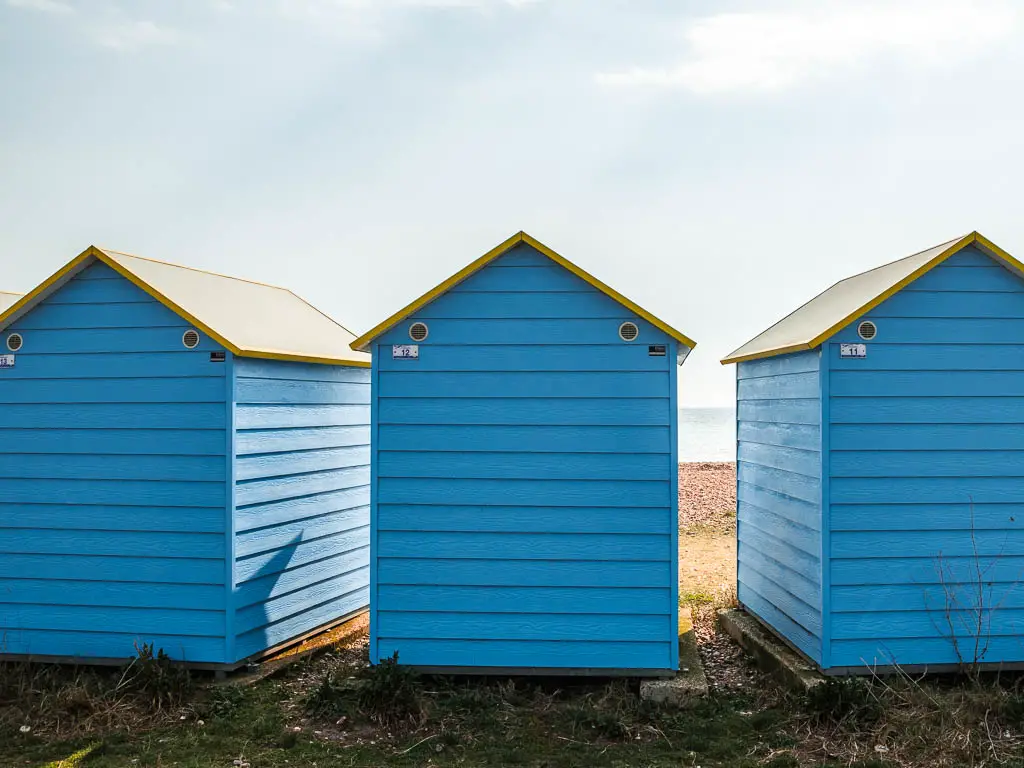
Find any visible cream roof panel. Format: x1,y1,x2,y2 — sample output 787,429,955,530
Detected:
0,292,21,315
100,250,370,366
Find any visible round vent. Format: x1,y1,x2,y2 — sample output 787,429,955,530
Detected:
182,329,201,349
619,322,639,342
409,322,429,342
857,321,877,341
6,333,23,352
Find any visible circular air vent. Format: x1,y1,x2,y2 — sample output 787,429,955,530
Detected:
409,322,429,342
619,322,639,342
857,321,877,341
6,333,23,352
182,329,201,349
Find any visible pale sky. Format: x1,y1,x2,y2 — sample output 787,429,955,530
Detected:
3,0,1023,406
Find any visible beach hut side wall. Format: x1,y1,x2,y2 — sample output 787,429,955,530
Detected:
824,245,1024,670
370,242,679,673
736,350,824,664
231,357,371,662
0,261,231,663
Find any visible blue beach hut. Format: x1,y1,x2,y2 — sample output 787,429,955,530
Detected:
0,246,371,668
722,231,1024,674
351,231,696,675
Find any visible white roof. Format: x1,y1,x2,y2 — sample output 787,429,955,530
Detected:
0,247,370,367
722,232,1024,364
0,292,21,315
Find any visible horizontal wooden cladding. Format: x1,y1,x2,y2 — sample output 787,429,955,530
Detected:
235,505,368,558
0,403,226,430
0,478,225,507
373,638,672,670
377,505,671,534
412,292,635,320
452,265,591,293
235,549,369,610
831,477,1024,504
829,637,1024,669
737,463,820,505
381,319,663,346
376,531,670,561
738,544,820,609
830,344,1024,370
378,370,669,399
738,482,821,530
235,378,370,405
237,426,370,456
234,358,371,383
378,398,670,426
234,587,368,661
869,290,1024,319
236,445,371,481
832,583,1024,613
832,530,1024,559
377,585,671,615
377,451,669,481
236,404,368,430
905,264,1023,292
831,397,1024,423
235,465,370,507
737,442,819,478
14,301,185,330
378,478,671,507
737,399,820,426
832,318,1024,346
0,553,224,584
741,587,821,662
736,523,819,580
0,453,226,481
378,558,672,587
235,530,369,583
832,449,1024,477
831,370,1024,398
737,421,820,452
235,570,368,634
832,609,1024,640
43,277,156,304
831,423,1024,451
0,604,224,636
0,629,225,664
235,486,369,532
0,504,224,534
0,578,223,610
831,556,1024,586
376,345,671,372
737,351,820,380
738,504,819,558
738,372,819,400
738,566,821,635
376,611,671,642
0,428,225,455
377,424,670,454
831,503,1024,531
6,327,221,355
0,529,224,559
0,352,226,380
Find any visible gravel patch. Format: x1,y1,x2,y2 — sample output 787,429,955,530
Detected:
679,461,736,535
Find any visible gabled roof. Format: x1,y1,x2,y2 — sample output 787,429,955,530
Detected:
350,231,697,361
0,246,370,367
721,231,1024,365
0,291,21,315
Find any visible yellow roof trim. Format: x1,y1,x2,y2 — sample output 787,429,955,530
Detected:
351,231,696,352
721,231,1024,365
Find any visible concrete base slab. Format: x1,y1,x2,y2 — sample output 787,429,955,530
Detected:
718,608,825,692
640,608,708,705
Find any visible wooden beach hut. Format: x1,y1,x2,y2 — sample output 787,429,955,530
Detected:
0,246,371,668
722,231,1024,674
351,231,696,675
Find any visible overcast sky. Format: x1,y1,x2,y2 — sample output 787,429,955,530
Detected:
2,0,1023,406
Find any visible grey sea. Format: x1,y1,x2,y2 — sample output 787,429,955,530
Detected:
679,407,735,462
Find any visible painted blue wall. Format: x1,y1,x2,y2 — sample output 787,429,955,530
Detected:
370,243,679,672
736,351,823,664
0,262,229,662
826,246,1024,669
231,358,371,662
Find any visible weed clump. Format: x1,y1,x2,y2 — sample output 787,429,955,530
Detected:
801,677,882,726
307,651,423,726
118,643,193,710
